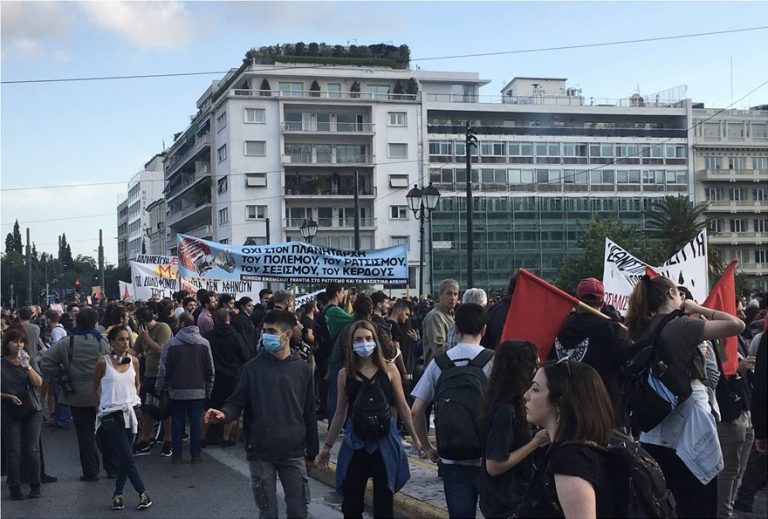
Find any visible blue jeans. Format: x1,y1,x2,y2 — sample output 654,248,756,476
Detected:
441,463,481,519
170,399,203,459
99,411,145,495
326,361,341,424
52,379,72,427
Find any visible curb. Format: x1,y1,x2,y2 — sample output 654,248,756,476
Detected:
307,463,447,519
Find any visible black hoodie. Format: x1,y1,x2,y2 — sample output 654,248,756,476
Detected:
552,312,638,420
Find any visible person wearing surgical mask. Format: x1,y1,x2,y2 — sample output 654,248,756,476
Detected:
317,320,423,518
204,310,318,519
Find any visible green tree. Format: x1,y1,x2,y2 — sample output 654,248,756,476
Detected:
6,220,23,254
644,196,707,257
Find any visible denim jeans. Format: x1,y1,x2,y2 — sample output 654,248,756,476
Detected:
249,457,309,519
99,411,145,495
170,399,203,459
1,409,42,488
441,463,482,519
326,361,341,423
52,378,72,427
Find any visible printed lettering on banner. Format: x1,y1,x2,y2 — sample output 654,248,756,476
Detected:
130,261,179,300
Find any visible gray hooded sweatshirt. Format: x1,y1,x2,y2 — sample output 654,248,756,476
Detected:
156,326,214,400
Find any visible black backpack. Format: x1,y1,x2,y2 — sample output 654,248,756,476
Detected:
351,372,391,440
434,348,494,460
623,310,693,433
567,432,677,518
314,304,335,362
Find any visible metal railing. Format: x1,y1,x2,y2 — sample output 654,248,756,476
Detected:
284,217,376,228
281,121,375,133
284,185,377,196
424,93,686,108
282,153,372,165
231,89,419,102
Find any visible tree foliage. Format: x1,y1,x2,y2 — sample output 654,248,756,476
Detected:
644,196,708,257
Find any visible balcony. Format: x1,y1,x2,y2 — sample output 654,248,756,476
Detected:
699,169,766,183
165,132,212,178
284,185,376,197
281,121,375,134
738,263,768,276
284,217,376,229
166,195,212,228
228,88,419,103
165,165,211,202
282,153,373,167
424,92,686,108
709,232,767,245
706,200,767,213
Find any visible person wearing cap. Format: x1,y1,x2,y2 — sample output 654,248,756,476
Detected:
551,278,638,428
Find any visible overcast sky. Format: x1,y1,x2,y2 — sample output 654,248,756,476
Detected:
2,1,767,264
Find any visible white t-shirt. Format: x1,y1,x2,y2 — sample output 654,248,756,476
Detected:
410,341,494,465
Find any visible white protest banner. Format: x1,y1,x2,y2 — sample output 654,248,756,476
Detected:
295,290,325,307
134,254,177,265
130,261,179,300
602,230,709,314
176,234,409,285
180,277,261,301
118,281,135,302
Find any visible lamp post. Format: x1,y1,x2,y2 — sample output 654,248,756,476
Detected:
300,218,319,243
407,183,441,297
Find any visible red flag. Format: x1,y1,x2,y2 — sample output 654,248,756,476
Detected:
501,268,579,359
645,266,659,278
703,260,739,376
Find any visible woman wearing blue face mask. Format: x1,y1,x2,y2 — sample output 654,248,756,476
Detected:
318,320,423,518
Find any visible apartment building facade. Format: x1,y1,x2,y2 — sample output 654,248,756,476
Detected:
692,106,768,290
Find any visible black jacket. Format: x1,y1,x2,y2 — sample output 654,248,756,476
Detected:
205,324,250,379
552,312,639,420
482,295,512,351
221,349,319,461
231,312,256,355
753,330,767,440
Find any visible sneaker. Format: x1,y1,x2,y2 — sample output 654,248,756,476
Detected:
136,491,152,510
112,494,125,510
41,473,58,484
160,441,172,457
133,441,151,456
28,485,41,499
182,431,189,442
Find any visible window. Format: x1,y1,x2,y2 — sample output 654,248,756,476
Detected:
217,144,227,163
390,205,408,219
756,250,768,264
707,187,723,201
616,144,638,157
481,168,508,184
665,144,686,159
590,169,614,184
219,239,229,245
284,111,303,131
327,83,342,98
729,157,746,170
754,157,768,170
217,176,228,194
535,142,560,156
730,219,744,233
244,236,268,246
391,236,410,251
244,140,266,156
643,169,665,184
246,205,267,220
244,108,266,123
481,141,506,156
245,173,267,187
754,219,767,233
388,112,407,127
508,169,534,184
704,156,721,170
278,82,303,97
754,188,766,201
388,143,408,159
563,143,588,157
218,208,229,225
216,111,227,131
708,218,723,233
730,188,745,201
617,170,641,184
389,174,409,188
509,142,534,156
429,141,453,155
665,170,688,185
364,84,391,99
562,169,588,184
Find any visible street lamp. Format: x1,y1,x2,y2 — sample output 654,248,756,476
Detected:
406,183,441,297
300,218,319,243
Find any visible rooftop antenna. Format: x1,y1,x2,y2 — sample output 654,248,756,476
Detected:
730,57,734,107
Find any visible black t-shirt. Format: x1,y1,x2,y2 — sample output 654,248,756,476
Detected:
387,318,404,347
345,368,394,419
481,403,534,518
1,357,33,414
517,442,616,518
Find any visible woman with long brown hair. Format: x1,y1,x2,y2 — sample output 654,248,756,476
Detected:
317,320,423,518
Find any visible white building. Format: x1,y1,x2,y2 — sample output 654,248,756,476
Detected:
117,154,165,264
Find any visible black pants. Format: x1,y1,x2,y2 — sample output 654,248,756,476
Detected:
734,445,768,509
643,443,717,518
1,409,42,488
71,406,117,478
342,448,393,519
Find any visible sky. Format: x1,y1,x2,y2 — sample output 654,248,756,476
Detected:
1,0,767,265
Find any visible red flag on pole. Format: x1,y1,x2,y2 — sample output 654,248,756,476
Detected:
645,266,659,278
702,260,739,376
500,268,579,359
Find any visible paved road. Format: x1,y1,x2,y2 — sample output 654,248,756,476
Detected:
1,426,350,518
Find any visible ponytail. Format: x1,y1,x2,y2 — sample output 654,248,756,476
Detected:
626,275,675,339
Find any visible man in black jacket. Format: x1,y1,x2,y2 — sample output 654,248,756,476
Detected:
552,278,637,424
205,310,318,519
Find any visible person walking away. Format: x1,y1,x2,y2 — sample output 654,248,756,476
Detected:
410,303,494,518
205,310,318,519
516,360,617,517
318,320,423,518
625,275,745,518
320,283,354,422
1,328,43,499
132,306,173,456
41,307,115,481
92,325,152,511
478,340,546,518
156,312,214,464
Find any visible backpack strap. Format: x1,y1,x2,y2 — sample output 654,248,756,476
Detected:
434,352,454,371
649,309,684,355
469,348,494,369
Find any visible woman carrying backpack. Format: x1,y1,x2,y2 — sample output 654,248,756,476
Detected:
478,340,548,518
317,320,423,518
625,275,745,518
516,359,618,517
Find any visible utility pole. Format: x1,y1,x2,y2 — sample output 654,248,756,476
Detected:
26,228,32,305
98,229,105,299
465,123,478,287
353,170,361,250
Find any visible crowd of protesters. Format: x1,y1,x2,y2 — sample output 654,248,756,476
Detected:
1,279,766,519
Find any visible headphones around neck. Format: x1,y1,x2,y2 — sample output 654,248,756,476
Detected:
112,354,131,365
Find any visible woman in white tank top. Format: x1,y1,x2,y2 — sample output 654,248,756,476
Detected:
93,325,152,511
